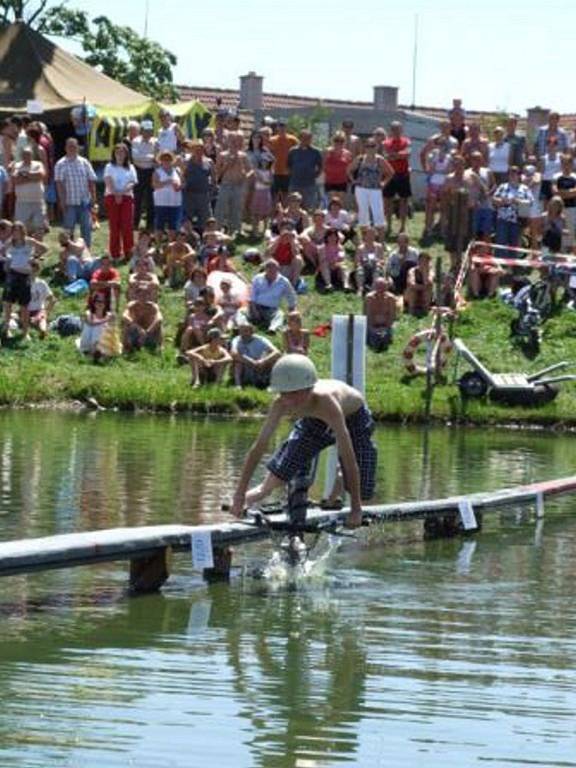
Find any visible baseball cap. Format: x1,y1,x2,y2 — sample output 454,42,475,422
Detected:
141,119,154,131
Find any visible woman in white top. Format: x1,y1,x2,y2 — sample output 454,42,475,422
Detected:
104,143,137,261
157,110,183,154
153,150,183,241
488,126,511,185
539,138,562,204
2,220,47,340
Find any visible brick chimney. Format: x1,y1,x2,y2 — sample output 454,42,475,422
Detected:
239,72,264,110
373,85,398,112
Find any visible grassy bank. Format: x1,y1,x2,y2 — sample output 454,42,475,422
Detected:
3,213,576,426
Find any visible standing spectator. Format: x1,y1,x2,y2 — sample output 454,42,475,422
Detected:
382,121,412,236
349,138,394,237
183,139,214,233
152,150,182,241
214,131,253,238
421,138,453,240
372,127,387,155
131,119,158,230
269,120,298,204
247,131,274,235
248,258,297,333
231,320,281,389
2,221,47,341
461,123,489,166
11,146,46,238
103,143,137,262
287,130,323,211
469,150,495,238
448,99,467,145
341,120,362,157
534,111,569,157
539,138,562,205
157,109,184,154
420,121,459,169
488,126,511,185
492,166,533,257
54,137,97,247
323,132,352,198
504,115,526,168
521,158,543,250
552,154,576,249
0,118,16,171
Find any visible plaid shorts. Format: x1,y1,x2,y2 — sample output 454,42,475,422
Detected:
267,404,377,500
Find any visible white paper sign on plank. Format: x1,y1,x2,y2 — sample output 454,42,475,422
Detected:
535,492,545,519
191,531,214,570
26,100,44,114
458,499,478,531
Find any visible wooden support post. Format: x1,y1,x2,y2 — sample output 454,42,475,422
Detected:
129,547,171,594
203,546,233,583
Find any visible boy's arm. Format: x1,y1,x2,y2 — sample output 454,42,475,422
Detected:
231,401,284,516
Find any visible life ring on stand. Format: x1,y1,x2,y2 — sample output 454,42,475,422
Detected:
402,329,453,376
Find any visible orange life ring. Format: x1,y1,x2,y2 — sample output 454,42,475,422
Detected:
402,329,453,376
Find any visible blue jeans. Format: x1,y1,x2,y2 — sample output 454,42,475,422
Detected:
63,204,92,248
495,218,520,258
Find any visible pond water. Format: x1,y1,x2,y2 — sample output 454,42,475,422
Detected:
0,411,575,767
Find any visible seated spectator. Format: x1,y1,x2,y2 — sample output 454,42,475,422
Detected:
216,276,243,331
299,210,327,271
266,221,304,286
77,293,115,361
90,254,121,312
164,229,196,288
179,296,213,354
2,221,47,341
231,320,281,389
198,230,221,267
206,245,244,279
282,192,309,234
248,258,297,333
0,219,14,284
468,242,504,299
353,226,387,295
492,166,533,257
364,276,397,351
404,252,434,316
127,257,160,302
28,260,55,339
121,285,163,353
283,310,310,355
128,229,157,273
184,266,207,304
317,228,351,292
324,196,355,241
187,327,232,388
386,232,419,295
203,217,232,246
56,230,93,284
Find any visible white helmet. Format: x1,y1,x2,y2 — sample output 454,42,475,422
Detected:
269,354,318,393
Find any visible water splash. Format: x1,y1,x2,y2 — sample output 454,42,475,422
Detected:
250,533,342,585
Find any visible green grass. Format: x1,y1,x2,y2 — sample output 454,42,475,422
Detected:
3,213,576,426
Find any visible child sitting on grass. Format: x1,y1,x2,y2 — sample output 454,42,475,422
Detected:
186,326,232,388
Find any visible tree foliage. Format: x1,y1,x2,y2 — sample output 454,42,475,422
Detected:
0,1,179,101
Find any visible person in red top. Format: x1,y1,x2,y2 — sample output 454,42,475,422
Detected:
90,254,121,312
382,121,412,236
266,220,304,286
323,132,352,197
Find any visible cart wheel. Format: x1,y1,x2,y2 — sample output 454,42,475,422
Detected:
490,384,558,407
458,371,488,398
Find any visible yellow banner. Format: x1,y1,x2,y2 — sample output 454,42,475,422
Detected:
88,100,213,162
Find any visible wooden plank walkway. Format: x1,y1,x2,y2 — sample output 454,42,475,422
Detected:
0,474,575,592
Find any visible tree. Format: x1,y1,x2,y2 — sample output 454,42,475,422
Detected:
0,1,178,101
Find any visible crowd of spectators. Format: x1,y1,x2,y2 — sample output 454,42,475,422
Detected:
0,102,574,383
